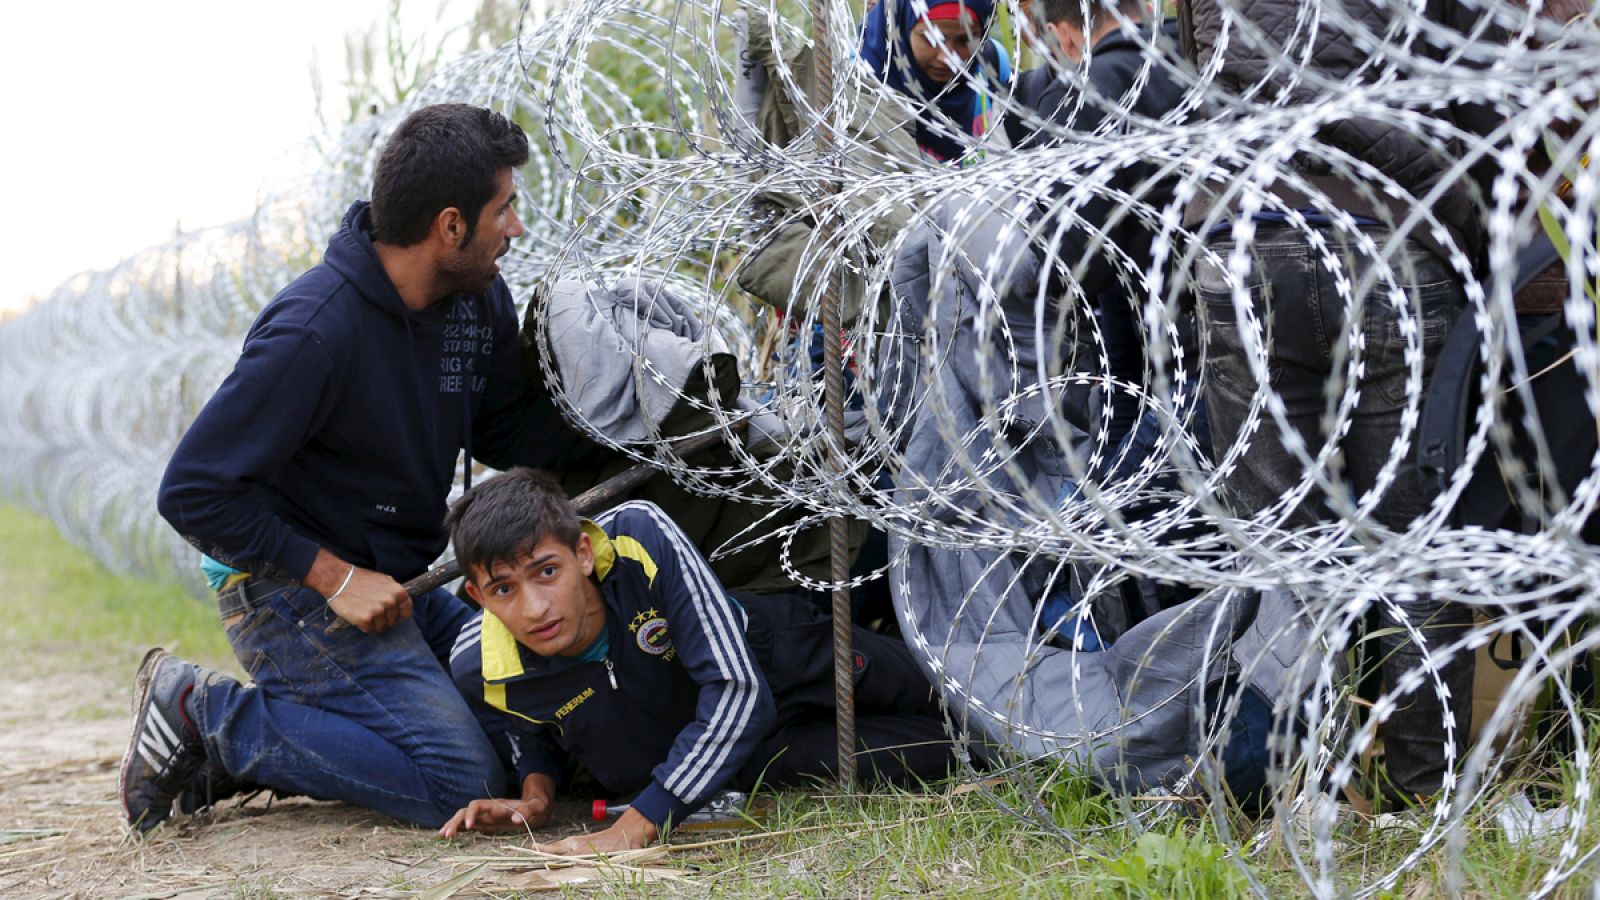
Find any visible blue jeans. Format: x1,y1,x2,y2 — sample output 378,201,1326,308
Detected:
1195,223,1473,799
190,578,505,827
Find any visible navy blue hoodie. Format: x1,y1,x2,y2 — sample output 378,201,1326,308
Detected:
159,202,595,582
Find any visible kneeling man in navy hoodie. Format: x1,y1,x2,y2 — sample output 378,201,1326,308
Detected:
122,104,600,832
438,468,965,853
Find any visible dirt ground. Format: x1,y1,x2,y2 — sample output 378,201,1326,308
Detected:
0,664,649,898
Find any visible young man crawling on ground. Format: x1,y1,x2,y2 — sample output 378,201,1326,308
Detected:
438,467,967,853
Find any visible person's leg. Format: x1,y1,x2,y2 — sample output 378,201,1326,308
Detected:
1336,235,1473,800
1199,225,1473,800
743,593,941,718
190,578,504,827
1336,237,1464,527
1094,291,1147,455
1365,591,1474,802
1194,227,1334,525
738,713,964,789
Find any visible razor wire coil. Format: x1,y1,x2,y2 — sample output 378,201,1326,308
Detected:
3,0,1600,894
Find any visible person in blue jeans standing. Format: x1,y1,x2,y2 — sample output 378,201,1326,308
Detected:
120,103,602,832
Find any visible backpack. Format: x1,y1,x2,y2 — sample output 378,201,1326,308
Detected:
1417,234,1598,539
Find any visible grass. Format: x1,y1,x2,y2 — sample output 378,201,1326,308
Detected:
0,502,237,678
3,498,1596,897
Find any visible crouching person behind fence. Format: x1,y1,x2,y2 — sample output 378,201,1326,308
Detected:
438,468,963,853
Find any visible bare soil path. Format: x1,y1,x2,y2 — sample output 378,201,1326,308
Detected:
0,662,600,898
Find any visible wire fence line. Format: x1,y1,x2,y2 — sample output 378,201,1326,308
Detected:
3,0,1599,893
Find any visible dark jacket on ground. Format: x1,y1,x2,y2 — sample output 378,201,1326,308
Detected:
1176,0,1492,263
158,201,595,582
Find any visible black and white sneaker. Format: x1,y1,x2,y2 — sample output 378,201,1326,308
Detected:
119,648,208,833
174,759,269,817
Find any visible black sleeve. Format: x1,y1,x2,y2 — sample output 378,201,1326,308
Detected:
472,283,599,471
156,319,334,580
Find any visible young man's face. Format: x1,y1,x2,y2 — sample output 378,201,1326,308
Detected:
465,532,606,657
1046,19,1089,64
440,167,525,296
909,18,979,84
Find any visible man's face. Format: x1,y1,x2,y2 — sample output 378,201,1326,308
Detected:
465,533,605,658
1046,18,1089,64
909,17,979,84
440,167,525,296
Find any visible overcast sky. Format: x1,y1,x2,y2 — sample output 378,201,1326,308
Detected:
0,0,484,314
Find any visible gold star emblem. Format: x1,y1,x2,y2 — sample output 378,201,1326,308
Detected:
629,608,659,633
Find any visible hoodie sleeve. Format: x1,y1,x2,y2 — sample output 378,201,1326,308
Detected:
156,319,338,581
611,503,776,828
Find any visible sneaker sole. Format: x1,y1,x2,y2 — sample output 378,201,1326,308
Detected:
117,647,171,832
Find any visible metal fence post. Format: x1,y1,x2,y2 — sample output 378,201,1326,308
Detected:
810,0,856,787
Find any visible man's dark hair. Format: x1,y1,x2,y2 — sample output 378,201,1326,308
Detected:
370,103,530,249
1038,0,1143,28
445,467,583,582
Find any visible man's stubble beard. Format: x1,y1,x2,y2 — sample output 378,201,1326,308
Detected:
438,244,499,297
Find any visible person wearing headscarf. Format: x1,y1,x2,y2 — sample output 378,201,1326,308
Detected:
859,0,1011,162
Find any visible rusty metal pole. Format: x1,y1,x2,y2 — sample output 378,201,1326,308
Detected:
810,0,856,786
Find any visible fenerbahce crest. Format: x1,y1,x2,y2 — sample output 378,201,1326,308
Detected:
629,609,675,660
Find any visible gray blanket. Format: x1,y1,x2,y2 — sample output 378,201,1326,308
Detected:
545,274,738,444
882,190,1317,794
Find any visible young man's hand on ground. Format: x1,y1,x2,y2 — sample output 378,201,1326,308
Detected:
438,796,551,836
534,807,659,855
438,773,556,837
